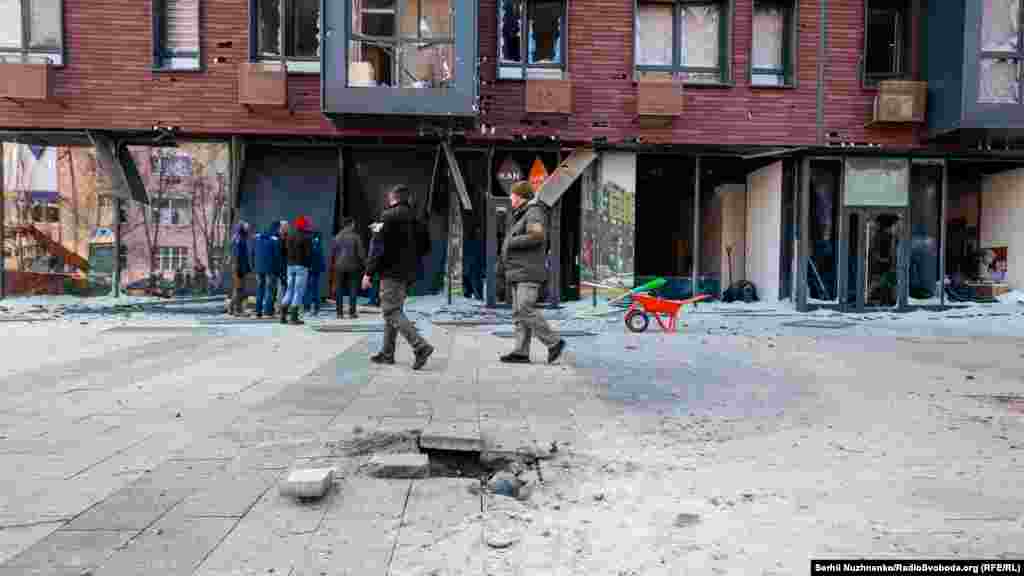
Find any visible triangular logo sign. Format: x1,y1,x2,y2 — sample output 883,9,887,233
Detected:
529,157,548,193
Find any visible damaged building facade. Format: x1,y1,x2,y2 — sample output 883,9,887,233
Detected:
2,0,1024,310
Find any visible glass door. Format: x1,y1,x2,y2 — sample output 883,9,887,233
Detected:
864,212,903,308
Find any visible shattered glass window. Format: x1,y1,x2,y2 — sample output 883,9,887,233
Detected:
679,4,719,70
752,0,786,86
349,0,455,86
982,0,1020,53
499,0,565,78
528,0,561,64
979,57,1020,103
636,3,672,67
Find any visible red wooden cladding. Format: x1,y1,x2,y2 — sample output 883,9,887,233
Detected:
0,0,918,148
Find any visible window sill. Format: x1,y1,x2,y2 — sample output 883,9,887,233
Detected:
497,66,566,81
255,59,321,75
680,81,734,89
152,66,205,73
749,83,797,90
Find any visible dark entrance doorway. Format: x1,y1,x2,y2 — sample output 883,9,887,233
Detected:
842,208,907,310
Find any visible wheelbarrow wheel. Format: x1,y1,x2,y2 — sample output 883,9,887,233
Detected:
625,310,649,333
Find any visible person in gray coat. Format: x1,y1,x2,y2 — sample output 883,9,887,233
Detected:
500,181,566,364
331,217,366,318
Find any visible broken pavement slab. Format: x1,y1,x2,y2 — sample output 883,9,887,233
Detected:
367,453,430,479
279,467,336,499
389,478,484,576
419,420,483,453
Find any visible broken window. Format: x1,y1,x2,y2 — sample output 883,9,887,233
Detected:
979,0,1023,103
254,0,321,71
498,0,564,79
0,0,63,64
349,0,455,87
156,198,190,226
863,0,909,85
159,246,189,272
635,0,729,84
154,0,200,70
751,0,794,86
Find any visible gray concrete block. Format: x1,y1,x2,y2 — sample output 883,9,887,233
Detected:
368,453,429,479
0,529,135,576
419,420,483,453
279,468,335,499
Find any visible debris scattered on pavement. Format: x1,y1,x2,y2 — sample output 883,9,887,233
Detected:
674,513,701,527
280,468,335,499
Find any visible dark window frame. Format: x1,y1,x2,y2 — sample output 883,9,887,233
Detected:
749,0,797,88
634,0,734,86
249,0,322,74
348,0,457,87
862,0,911,87
977,0,1024,104
497,0,568,80
0,0,65,66
152,0,202,72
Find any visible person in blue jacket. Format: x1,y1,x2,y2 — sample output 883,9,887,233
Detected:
252,222,281,318
304,228,326,315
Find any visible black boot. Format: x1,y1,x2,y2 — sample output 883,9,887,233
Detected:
280,305,288,324
289,306,304,325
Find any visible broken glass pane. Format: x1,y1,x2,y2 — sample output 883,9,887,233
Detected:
529,0,562,64
680,4,719,69
358,0,396,36
291,0,320,58
982,0,1020,53
403,0,451,38
399,42,455,87
349,40,395,86
752,1,784,84
29,0,60,49
979,57,1020,103
0,0,21,49
636,3,672,66
258,0,280,57
500,0,523,62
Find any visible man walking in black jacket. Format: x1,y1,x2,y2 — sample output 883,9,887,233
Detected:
363,185,434,370
500,181,566,364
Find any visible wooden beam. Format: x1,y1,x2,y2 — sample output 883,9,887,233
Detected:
442,140,472,211
536,148,598,208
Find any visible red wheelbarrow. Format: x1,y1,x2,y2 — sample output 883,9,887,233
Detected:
625,292,711,333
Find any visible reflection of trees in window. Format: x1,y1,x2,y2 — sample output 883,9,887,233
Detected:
499,0,565,79
979,0,1023,103
635,0,728,84
348,0,455,87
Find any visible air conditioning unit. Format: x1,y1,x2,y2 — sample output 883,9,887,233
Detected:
873,80,927,123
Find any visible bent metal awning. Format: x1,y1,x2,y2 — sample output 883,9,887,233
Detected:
536,148,598,208
86,131,150,205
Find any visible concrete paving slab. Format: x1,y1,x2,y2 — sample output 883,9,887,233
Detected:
376,416,431,435
368,453,429,479
389,478,484,576
0,522,62,565
430,400,480,423
64,460,229,531
179,468,280,518
0,529,135,576
192,485,334,576
299,476,411,576
419,420,483,453
91,513,237,576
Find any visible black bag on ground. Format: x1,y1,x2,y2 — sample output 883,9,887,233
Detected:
722,280,758,303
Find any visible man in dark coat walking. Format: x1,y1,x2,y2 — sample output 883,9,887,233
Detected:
500,181,566,364
363,185,434,370
304,229,326,315
229,221,252,316
331,217,366,318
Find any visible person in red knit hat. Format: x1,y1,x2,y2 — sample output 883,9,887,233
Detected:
280,215,314,324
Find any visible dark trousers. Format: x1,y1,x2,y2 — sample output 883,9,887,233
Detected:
230,272,247,314
335,270,360,316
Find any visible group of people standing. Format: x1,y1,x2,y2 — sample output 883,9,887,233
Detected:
225,180,564,370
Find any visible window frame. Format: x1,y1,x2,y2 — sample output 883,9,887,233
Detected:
152,0,202,72
497,0,569,80
976,0,1024,104
249,0,322,74
749,0,797,88
633,0,733,86
347,0,457,87
158,246,190,272
862,0,911,87
0,0,65,66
